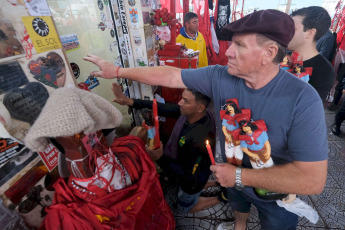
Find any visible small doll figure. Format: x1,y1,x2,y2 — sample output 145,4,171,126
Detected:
238,120,273,169
280,55,290,70
220,99,250,166
291,63,309,83
140,108,156,149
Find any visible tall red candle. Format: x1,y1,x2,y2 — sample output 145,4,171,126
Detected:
153,99,160,149
206,140,215,165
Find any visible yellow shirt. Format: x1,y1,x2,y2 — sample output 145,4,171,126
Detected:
176,32,208,68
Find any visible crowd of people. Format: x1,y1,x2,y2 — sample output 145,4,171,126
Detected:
83,5,338,230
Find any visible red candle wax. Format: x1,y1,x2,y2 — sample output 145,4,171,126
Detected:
153,99,160,149
206,140,215,165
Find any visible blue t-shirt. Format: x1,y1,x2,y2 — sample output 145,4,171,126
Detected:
182,65,328,166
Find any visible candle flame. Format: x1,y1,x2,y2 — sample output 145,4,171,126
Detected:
206,140,209,145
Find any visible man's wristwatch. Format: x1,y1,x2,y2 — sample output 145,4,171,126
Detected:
235,167,245,191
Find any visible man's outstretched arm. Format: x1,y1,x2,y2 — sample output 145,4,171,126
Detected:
83,54,186,88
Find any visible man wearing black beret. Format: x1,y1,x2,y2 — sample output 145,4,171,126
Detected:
84,9,328,230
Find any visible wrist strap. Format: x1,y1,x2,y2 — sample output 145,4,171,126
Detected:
116,66,120,78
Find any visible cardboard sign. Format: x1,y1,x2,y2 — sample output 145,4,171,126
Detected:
21,16,61,53
38,143,58,171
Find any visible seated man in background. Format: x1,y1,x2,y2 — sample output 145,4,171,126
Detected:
176,12,208,68
111,83,219,214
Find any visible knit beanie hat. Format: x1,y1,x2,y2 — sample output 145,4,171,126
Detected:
24,86,122,152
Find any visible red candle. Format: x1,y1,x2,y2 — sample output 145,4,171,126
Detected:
153,99,160,149
206,140,215,165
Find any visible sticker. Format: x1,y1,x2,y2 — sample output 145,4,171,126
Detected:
3,82,49,125
0,137,26,165
70,62,80,79
82,133,101,154
20,28,34,60
32,17,49,36
0,17,25,58
121,47,127,55
134,35,141,46
128,0,135,6
22,16,61,53
24,0,52,16
84,76,100,90
60,33,80,53
0,61,29,95
109,41,118,53
100,12,106,22
38,143,58,171
110,29,115,38
98,0,104,10
98,22,106,31
118,0,129,34
28,51,66,88
129,8,139,28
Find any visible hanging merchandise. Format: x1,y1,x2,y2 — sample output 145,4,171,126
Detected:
215,0,230,40
196,0,229,65
210,18,219,54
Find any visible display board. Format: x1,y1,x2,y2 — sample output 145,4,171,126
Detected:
0,2,72,228
47,0,132,129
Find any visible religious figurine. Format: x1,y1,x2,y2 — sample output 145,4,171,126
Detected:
220,99,250,166
140,108,156,149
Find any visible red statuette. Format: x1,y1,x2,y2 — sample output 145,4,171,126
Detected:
206,140,215,165
153,99,160,149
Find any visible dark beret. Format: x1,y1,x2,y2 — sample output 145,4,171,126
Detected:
221,9,295,47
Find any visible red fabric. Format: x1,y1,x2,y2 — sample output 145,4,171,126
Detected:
41,136,175,230
160,0,183,13
197,0,229,65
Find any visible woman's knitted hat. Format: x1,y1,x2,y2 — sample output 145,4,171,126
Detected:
24,87,122,152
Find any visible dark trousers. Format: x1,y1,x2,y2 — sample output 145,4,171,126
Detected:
335,98,345,126
332,81,344,106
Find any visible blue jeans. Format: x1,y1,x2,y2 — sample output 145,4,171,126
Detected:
177,187,202,214
227,188,298,230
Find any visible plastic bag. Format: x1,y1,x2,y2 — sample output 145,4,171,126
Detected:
156,26,171,43
276,198,319,224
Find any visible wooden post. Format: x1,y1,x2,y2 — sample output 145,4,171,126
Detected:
285,0,292,14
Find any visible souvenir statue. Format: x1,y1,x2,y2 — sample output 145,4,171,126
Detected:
290,63,310,83
220,99,250,166
280,55,290,70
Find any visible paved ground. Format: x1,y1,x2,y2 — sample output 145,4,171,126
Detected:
162,102,345,230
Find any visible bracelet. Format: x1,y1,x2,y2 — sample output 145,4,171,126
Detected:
116,66,121,78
